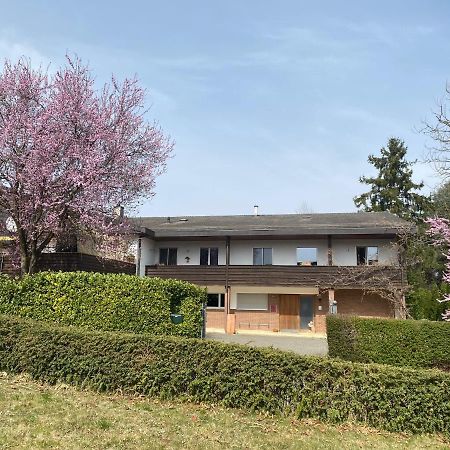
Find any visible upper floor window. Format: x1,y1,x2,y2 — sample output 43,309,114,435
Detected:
207,293,225,308
297,247,318,266
200,247,219,266
253,248,272,265
356,246,378,265
159,248,177,265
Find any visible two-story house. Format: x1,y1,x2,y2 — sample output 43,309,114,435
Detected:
133,211,408,333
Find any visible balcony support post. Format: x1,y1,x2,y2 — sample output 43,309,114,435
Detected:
328,288,336,314
225,236,235,333
327,235,333,266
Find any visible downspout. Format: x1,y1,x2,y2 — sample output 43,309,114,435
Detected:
327,235,333,266
225,236,230,314
136,237,142,276
398,257,406,319
327,235,335,315
224,236,236,333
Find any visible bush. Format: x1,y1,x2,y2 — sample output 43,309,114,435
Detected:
327,315,450,370
1,315,450,434
0,272,205,337
407,284,449,321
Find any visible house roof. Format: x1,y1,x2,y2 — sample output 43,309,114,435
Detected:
131,211,411,239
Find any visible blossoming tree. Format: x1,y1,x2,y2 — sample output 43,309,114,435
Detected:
427,218,450,321
0,56,172,274
425,84,450,321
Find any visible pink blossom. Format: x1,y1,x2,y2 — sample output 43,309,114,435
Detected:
427,216,450,320
0,56,172,274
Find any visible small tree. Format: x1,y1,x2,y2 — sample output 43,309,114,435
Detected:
427,218,450,321
354,138,430,221
0,56,172,274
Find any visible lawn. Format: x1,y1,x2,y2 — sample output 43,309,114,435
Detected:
0,373,448,450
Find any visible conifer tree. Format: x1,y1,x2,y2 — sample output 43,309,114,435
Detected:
354,138,430,221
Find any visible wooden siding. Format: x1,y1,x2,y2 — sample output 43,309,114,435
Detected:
0,253,135,276
145,265,404,288
279,294,300,329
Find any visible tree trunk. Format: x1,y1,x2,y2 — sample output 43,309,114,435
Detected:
20,254,30,276
28,251,39,275
20,250,40,275
18,229,52,276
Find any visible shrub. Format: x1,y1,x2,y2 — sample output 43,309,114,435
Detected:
0,272,205,337
327,315,450,370
407,285,449,321
1,315,450,434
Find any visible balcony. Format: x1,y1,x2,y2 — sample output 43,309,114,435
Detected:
145,265,404,288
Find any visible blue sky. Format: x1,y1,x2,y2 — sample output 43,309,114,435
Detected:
1,1,449,216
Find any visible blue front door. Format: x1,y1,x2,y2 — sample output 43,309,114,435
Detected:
299,297,314,330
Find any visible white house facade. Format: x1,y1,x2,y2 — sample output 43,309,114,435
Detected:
133,212,408,333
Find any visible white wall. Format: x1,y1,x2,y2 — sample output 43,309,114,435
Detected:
332,238,397,266
153,240,227,265
139,237,155,276
144,237,398,268
230,239,329,265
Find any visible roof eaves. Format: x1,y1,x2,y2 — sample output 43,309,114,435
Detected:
134,227,155,238
152,227,404,238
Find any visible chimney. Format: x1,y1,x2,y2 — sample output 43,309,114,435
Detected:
113,205,124,219
254,205,259,216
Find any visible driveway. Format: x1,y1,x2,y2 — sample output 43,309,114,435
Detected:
206,331,328,356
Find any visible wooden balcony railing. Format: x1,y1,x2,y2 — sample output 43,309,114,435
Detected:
145,265,404,288
0,253,136,276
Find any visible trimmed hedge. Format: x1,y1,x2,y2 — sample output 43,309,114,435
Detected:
1,315,450,434
327,315,450,370
0,272,205,337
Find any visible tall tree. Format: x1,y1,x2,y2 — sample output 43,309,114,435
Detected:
0,56,172,274
354,138,430,220
424,85,450,320
424,84,450,179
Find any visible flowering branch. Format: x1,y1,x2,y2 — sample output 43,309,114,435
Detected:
0,55,172,274
427,217,450,320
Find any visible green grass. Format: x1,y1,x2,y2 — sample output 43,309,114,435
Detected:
0,373,448,449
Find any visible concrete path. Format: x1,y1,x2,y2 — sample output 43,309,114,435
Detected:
206,330,328,356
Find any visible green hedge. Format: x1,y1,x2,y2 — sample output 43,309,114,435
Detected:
327,315,450,370
0,272,205,337
1,315,450,434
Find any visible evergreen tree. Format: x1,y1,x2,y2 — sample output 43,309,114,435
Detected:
431,180,450,220
354,138,430,221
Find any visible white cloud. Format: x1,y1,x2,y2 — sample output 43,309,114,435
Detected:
0,28,51,67
336,20,437,48
144,85,178,112
415,25,436,36
140,25,355,74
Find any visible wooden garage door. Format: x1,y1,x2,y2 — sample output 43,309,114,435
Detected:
279,294,300,330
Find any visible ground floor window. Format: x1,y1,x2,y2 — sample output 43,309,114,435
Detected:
236,293,268,310
207,293,225,308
